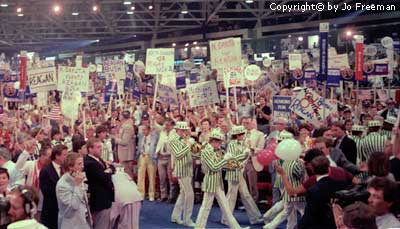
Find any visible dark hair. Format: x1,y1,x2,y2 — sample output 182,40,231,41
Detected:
368,177,398,203
313,127,330,138
39,145,52,157
200,118,210,125
72,134,86,153
50,128,61,139
95,125,108,136
343,202,377,229
50,144,68,161
304,148,324,163
121,110,130,119
0,167,10,179
332,121,346,131
368,152,390,177
165,118,175,126
314,137,333,148
10,185,40,211
30,128,42,138
298,123,312,132
311,156,330,175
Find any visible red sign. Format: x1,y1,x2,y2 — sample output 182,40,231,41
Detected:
355,42,364,81
19,56,27,90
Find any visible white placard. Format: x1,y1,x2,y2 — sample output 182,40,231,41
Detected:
187,81,219,108
145,48,175,75
289,53,302,70
103,59,126,80
209,37,242,69
244,64,262,81
27,67,57,93
58,66,90,93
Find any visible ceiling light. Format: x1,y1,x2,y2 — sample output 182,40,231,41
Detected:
288,34,292,38
0,4,8,7
185,43,189,47
184,48,188,52
195,46,200,50
245,0,254,3
148,5,153,10
16,7,22,13
181,3,188,14
172,43,176,47
298,36,303,41
123,1,131,5
193,41,197,45
95,39,100,42
130,6,135,10
92,5,98,12
17,13,23,16
72,12,79,16
353,35,359,39
346,30,352,37
53,5,61,13
126,11,133,14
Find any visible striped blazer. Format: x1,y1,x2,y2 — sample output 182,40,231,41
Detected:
349,135,364,165
200,144,227,193
169,137,193,178
281,159,305,203
225,140,250,182
360,132,387,162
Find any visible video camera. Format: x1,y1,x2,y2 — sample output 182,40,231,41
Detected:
333,185,370,208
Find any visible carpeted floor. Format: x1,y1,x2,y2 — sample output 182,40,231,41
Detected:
140,200,287,229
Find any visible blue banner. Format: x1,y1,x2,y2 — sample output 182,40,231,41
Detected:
132,86,140,99
303,70,316,82
176,76,186,89
327,68,341,88
363,63,389,76
104,81,118,103
319,31,328,81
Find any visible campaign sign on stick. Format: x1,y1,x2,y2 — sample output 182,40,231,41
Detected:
273,96,292,122
223,66,244,88
327,69,341,88
176,75,186,89
319,23,329,81
103,59,126,80
289,88,335,125
244,65,262,81
104,80,118,103
289,54,302,71
209,37,242,69
187,81,219,108
58,66,90,93
303,70,317,82
27,67,57,93
145,48,175,75
158,84,178,105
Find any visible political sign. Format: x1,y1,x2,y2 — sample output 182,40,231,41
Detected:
223,66,244,88
289,53,302,71
58,66,90,93
244,65,261,81
319,23,329,81
209,37,242,69
328,54,350,69
272,96,292,122
289,88,335,124
145,48,175,75
103,59,126,80
157,83,178,105
187,81,219,108
27,67,57,93
104,80,118,103
176,75,186,89
327,69,341,88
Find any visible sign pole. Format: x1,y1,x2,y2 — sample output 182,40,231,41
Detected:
152,75,159,111
233,86,239,124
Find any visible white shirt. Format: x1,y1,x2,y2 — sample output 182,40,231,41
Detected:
3,160,24,189
326,155,337,167
52,161,62,177
376,213,400,229
316,174,329,182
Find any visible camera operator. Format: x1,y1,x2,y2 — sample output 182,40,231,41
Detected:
367,177,400,229
7,185,46,229
255,96,271,135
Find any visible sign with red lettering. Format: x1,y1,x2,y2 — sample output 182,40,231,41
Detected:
209,37,242,69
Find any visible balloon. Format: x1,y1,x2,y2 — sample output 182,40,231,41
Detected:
257,149,278,166
275,139,302,161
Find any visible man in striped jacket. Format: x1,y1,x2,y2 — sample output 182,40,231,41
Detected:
169,121,195,227
195,129,249,229
349,125,365,165
222,125,263,225
360,120,388,162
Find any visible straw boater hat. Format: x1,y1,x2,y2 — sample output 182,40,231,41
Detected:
277,130,294,141
368,120,382,128
175,121,190,130
352,125,365,132
230,125,246,136
209,128,225,141
275,117,288,124
7,219,46,229
384,116,397,125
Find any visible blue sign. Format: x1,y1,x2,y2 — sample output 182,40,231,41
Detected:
363,63,389,76
303,70,316,82
189,72,198,84
176,76,186,89
104,81,118,103
327,68,341,88
319,31,328,81
272,95,292,121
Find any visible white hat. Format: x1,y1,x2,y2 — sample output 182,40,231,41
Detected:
209,128,225,141
230,125,246,136
7,219,46,229
384,116,397,125
277,130,294,141
368,120,382,128
174,121,189,130
352,125,365,132
275,117,288,124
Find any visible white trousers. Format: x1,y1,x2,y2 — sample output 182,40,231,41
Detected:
171,176,194,224
264,201,305,229
195,184,242,229
223,174,262,224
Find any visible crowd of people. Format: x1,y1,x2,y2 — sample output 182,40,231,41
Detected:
0,85,399,229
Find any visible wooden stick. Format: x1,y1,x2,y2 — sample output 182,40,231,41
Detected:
152,75,159,111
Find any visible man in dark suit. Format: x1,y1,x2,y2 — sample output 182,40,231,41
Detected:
39,144,68,229
331,121,357,164
299,156,348,229
84,138,114,229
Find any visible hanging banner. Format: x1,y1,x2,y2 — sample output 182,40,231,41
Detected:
187,81,219,108
327,68,341,88
319,23,329,81
223,66,244,88
288,53,302,71
289,88,335,124
157,84,178,105
19,54,27,90
27,67,57,93
58,66,90,92
103,59,126,80
209,37,242,69
145,48,175,75
272,96,292,122
355,36,364,81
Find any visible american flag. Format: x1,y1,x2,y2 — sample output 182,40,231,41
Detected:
47,105,62,121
